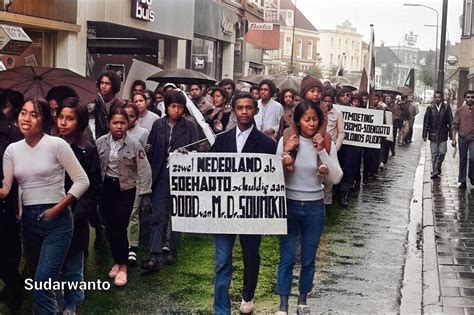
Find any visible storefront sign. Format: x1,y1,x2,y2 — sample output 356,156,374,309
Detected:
193,56,205,70
248,23,274,31
169,152,287,235
221,19,233,35
131,0,155,22
0,25,32,55
334,105,393,149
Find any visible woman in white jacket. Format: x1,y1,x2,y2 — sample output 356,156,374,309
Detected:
276,101,342,314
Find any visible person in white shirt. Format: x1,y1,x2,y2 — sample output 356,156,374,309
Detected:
133,91,159,132
254,79,284,140
0,98,89,314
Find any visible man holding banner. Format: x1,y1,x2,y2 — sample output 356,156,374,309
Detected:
209,93,277,314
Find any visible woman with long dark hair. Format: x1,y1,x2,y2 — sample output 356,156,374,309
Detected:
0,98,89,313
276,101,342,314
57,97,102,313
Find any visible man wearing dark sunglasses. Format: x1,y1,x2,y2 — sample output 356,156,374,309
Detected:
452,90,474,189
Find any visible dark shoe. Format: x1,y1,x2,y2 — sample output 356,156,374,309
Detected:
362,177,369,185
391,151,395,156
128,248,137,267
459,182,467,189
470,179,474,185
438,169,442,176
140,258,162,273
431,172,439,179
164,252,177,266
339,193,349,208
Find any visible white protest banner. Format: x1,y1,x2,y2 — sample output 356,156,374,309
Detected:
334,105,393,149
169,152,287,235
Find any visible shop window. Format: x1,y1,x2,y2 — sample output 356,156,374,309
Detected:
0,31,44,69
307,40,313,59
284,35,292,56
297,38,303,58
463,0,472,36
192,37,216,78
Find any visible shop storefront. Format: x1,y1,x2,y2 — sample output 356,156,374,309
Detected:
82,0,194,82
193,0,236,80
0,0,80,70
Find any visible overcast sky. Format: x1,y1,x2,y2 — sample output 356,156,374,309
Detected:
294,0,464,51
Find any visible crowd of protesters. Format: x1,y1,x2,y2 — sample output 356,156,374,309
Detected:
0,67,448,314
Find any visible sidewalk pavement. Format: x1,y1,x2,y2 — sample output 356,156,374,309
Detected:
423,140,474,313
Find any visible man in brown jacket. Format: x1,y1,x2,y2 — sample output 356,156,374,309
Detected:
452,90,474,189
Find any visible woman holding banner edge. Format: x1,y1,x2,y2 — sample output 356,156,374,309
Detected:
276,101,342,314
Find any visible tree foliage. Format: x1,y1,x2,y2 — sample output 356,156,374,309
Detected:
420,65,435,88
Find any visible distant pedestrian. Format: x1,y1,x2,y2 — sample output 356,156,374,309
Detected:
90,70,125,139
133,91,160,132
451,90,474,189
254,79,284,140
423,91,453,179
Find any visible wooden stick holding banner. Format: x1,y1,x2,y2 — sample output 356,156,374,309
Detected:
169,152,287,235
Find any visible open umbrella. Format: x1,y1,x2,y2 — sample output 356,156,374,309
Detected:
0,66,97,104
147,68,217,85
330,75,352,85
376,86,402,96
273,76,302,91
238,74,274,85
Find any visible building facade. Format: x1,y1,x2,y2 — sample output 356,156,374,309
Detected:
459,0,474,104
262,0,319,75
0,0,81,70
318,20,364,74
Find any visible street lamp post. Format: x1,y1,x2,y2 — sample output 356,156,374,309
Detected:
404,3,439,87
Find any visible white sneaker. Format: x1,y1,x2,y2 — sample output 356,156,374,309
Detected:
239,299,254,313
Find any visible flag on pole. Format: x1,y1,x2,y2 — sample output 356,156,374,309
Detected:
336,54,344,77
367,24,375,108
404,68,415,94
359,67,368,92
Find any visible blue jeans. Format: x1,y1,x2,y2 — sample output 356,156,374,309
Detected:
276,199,325,295
214,234,261,315
61,250,85,311
22,204,73,315
458,136,474,183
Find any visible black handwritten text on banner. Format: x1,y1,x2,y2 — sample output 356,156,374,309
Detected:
334,105,393,149
169,152,287,235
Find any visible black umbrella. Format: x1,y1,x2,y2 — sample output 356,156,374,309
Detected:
376,86,402,96
147,68,217,85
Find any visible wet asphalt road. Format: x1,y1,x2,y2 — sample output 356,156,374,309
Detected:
306,106,425,313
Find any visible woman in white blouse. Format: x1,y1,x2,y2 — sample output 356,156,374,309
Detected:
0,98,89,314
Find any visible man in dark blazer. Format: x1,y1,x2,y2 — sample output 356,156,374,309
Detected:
210,93,277,314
